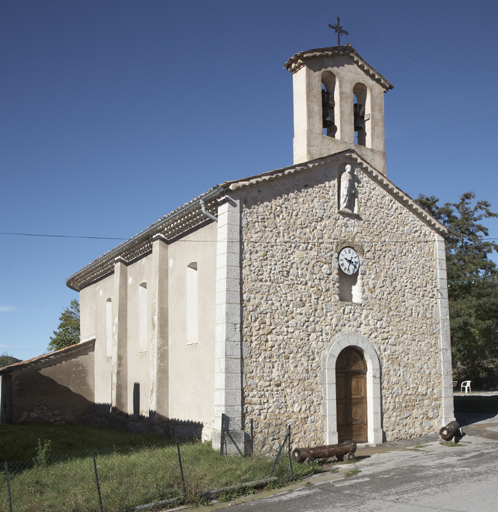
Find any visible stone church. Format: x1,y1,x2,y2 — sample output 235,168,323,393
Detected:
2,44,454,452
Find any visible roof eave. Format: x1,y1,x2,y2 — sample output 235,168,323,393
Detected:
284,44,393,92
225,150,447,236
0,339,95,374
66,186,226,292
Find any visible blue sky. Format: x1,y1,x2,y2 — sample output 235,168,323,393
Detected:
1,0,497,361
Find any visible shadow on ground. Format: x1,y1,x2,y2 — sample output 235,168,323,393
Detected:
454,394,498,426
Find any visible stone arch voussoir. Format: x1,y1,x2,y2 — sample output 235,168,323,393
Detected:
322,333,383,445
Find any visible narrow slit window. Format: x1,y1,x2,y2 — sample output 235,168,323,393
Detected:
139,282,148,352
186,262,199,344
106,299,112,358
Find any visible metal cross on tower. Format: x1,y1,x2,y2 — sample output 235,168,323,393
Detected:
328,17,349,46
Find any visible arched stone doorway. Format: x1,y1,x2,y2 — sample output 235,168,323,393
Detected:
336,346,367,442
323,333,383,445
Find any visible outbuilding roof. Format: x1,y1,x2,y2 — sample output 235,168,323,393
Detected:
0,339,95,374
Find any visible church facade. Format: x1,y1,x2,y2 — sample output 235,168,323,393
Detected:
61,44,454,451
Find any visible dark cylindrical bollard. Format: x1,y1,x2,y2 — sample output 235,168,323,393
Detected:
292,440,357,463
439,421,462,441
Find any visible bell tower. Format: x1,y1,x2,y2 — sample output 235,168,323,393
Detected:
284,44,393,175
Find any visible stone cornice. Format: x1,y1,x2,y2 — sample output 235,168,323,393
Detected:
349,153,447,236
284,44,393,92
226,150,447,236
66,187,224,291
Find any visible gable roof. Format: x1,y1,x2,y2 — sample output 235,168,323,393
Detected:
66,187,224,291
0,339,95,374
226,150,446,234
284,44,393,92
66,150,446,292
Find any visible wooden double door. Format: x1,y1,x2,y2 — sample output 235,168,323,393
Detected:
336,347,367,443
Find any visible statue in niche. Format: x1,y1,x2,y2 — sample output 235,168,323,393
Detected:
339,164,357,213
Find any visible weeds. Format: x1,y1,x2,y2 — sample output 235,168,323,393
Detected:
0,425,322,512
0,423,173,461
34,438,51,468
411,443,424,452
218,486,253,503
441,441,465,447
344,468,361,478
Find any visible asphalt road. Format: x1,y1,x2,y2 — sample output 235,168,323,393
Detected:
214,433,498,512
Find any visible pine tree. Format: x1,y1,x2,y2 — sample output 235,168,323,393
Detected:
48,299,80,351
416,192,498,386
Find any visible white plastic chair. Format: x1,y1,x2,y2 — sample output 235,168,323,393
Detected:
461,380,471,393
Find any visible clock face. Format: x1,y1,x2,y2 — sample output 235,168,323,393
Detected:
338,247,360,275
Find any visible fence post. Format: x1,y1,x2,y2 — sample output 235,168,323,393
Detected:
92,451,104,512
287,425,294,480
250,418,254,456
176,442,186,499
270,427,290,478
220,414,225,455
4,462,12,512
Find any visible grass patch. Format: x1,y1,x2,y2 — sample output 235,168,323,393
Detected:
0,424,322,511
0,423,172,461
441,441,465,447
218,486,256,503
344,468,361,478
410,443,425,452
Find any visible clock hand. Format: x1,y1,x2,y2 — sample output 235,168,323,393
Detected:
345,257,358,272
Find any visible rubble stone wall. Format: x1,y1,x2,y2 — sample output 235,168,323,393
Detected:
239,160,444,452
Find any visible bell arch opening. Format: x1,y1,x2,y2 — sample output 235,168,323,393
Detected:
353,83,368,147
321,71,337,138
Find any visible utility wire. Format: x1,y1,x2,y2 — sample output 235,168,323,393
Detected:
0,231,497,243
0,232,127,241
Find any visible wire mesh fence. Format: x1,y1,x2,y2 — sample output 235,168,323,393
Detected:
1,429,302,512
2,444,183,512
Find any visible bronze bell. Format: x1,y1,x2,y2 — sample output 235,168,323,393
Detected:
354,103,364,131
322,89,336,130
323,114,335,128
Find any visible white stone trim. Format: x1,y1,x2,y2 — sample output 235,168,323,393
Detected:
435,234,455,425
284,45,393,91
227,151,447,237
213,195,242,449
112,258,128,413
149,235,169,419
322,333,383,445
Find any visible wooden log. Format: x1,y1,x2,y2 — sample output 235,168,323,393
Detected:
439,421,461,441
292,440,357,463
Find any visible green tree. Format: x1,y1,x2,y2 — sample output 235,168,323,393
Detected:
416,192,498,386
48,299,80,351
0,352,21,368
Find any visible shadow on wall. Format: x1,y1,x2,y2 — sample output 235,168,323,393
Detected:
2,369,95,425
93,402,204,440
1,373,203,440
